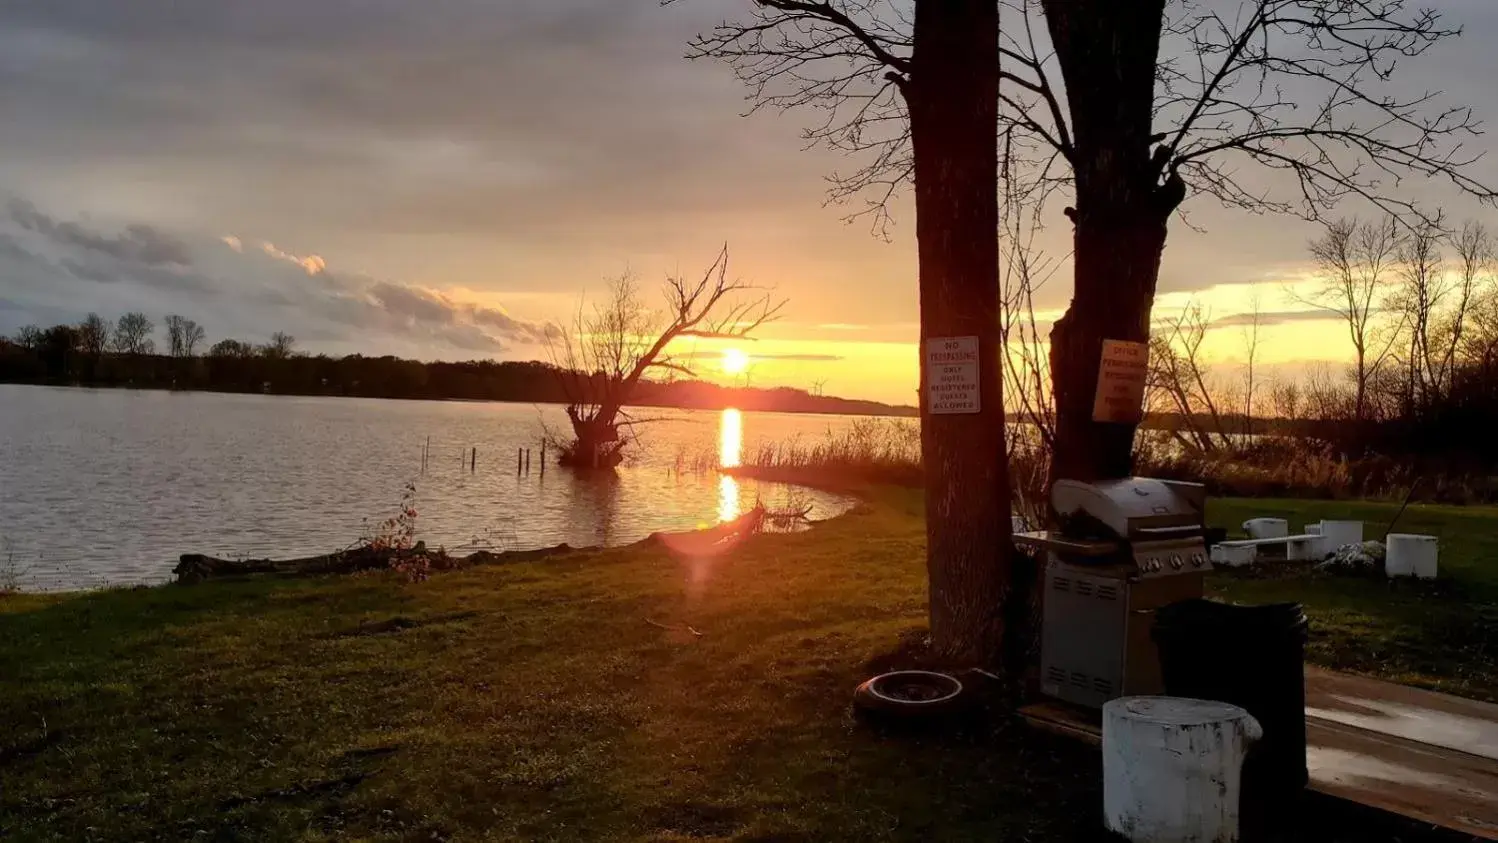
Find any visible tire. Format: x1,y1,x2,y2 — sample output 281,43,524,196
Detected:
852,670,968,720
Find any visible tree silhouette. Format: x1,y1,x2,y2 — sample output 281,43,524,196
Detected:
112,313,155,356
550,247,781,468
77,314,109,358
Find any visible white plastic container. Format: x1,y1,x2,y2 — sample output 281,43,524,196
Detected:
1242,517,1289,540
1286,536,1321,561
1104,696,1262,843
1319,520,1363,552
1305,523,1322,536
1211,543,1257,567
1385,533,1438,579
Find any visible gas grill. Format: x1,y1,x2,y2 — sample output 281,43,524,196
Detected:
1015,477,1211,709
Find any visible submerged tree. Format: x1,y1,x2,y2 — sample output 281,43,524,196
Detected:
550,247,782,469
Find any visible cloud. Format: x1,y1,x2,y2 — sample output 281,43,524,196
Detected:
1210,309,1343,328
0,196,554,357
677,350,843,362
221,235,243,252
363,280,556,345
7,199,191,266
260,241,327,275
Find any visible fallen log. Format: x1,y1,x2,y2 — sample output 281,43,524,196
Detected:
652,505,766,559
174,542,590,584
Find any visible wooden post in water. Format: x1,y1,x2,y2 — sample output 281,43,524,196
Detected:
525,448,531,474
470,447,477,473
517,447,523,475
540,441,546,476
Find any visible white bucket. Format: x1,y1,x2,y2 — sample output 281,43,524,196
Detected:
1104,696,1262,843
1386,533,1438,579
1243,517,1289,540
1211,543,1257,567
1319,520,1363,551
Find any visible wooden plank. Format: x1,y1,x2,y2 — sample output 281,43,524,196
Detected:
1306,666,1498,763
1019,700,1101,747
1307,718,1498,840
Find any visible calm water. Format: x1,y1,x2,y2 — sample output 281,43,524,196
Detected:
0,385,862,591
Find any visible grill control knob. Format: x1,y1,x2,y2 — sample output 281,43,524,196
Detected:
1190,553,1205,567
1170,555,1184,570
1151,559,1163,572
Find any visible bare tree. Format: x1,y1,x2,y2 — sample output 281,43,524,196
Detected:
685,0,1015,663
1303,361,1353,421
210,338,255,358
1148,303,1234,454
13,324,43,351
998,132,1061,526
550,247,782,469
165,315,186,358
181,319,205,357
164,315,206,358
1308,217,1404,421
261,332,296,360
77,314,108,358
1240,293,1263,440
112,312,155,356
1270,378,1302,422
1437,221,1494,398
1390,219,1447,411
684,0,1495,488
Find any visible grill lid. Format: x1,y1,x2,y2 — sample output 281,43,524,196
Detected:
1052,477,1205,540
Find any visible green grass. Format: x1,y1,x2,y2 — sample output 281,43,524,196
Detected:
0,488,1491,841
1205,497,1498,702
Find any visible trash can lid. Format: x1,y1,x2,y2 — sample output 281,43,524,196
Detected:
1155,598,1305,629
1105,696,1256,728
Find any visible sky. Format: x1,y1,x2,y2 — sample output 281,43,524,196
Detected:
3,0,1498,405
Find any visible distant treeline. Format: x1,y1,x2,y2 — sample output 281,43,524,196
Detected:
0,312,917,417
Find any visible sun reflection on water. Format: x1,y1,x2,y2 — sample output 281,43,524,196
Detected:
718,408,742,522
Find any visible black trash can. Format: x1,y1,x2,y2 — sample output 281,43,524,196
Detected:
1153,598,1309,801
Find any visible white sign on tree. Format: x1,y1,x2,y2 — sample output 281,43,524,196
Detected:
926,336,981,414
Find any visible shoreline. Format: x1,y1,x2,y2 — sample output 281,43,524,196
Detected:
0,380,921,419
4,471,860,597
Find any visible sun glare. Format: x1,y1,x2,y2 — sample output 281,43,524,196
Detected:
720,347,750,375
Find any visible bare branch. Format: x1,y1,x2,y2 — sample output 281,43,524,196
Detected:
1159,0,1497,223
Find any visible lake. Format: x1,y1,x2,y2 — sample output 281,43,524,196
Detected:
0,385,865,591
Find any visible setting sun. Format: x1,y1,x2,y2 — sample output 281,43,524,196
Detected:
720,347,750,375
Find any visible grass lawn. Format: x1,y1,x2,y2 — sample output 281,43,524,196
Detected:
1,487,1491,841
1207,497,1498,703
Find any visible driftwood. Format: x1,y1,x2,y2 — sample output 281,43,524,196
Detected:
652,505,766,559
173,542,589,585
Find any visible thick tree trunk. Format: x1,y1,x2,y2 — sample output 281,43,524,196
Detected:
1043,0,1181,485
1049,220,1169,482
905,0,1011,665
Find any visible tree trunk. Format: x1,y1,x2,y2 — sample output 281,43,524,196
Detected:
1043,0,1181,485
905,0,1011,665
